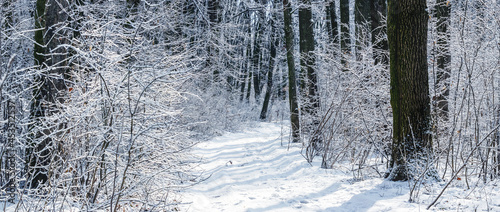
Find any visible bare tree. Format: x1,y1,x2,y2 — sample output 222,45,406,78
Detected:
283,0,300,142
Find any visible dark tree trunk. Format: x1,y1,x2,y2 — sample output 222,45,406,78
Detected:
34,0,46,67
326,1,338,45
299,0,319,144
208,0,221,81
260,38,277,120
355,0,371,60
260,1,279,120
340,0,350,71
371,0,388,66
246,72,253,101
434,0,451,118
252,0,266,102
355,0,371,23
387,0,436,181
252,32,262,101
299,0,318,113
283,0,300,142
30,0,70,188
241,40,251,102
240,69,248,101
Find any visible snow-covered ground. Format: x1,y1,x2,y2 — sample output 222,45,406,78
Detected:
180,122,500,212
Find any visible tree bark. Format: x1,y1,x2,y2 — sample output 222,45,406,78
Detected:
355,0,370,60
260,37,276,120
260,1,279,120
387,0,436,181
340,0,350,71
252,25,262,101
299,0,318,113
326,1,338,45
30,0,70,188
434,0,451,118
283,0,300,142
208,0,221,81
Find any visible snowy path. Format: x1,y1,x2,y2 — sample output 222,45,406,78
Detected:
180,122,499,212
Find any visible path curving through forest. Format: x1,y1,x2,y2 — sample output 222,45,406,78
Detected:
179,122,498,212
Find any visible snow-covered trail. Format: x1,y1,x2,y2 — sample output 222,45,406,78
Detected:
180,122,417,212
179,122,499,212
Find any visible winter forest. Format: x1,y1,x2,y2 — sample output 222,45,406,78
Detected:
0,0,499,211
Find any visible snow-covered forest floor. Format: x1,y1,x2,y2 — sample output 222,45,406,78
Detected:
180,122,500,212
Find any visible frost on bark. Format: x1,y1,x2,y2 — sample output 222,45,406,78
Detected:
387,0,438,181
283,0,300,142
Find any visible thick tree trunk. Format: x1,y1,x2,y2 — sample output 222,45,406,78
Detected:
30,0,70,188
30,0,48,189
340,0,350,71
387,0,436,181
299,0,318,112
283,0,300,142
299,0,320,146
434,0,451,118
371,0,388,66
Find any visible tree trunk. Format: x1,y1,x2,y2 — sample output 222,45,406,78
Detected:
326,1,338,45
340,0,350,71
299,0,320,145
283,0,300,142
29,0,48,189
34,0,46,67
252,0,266,102
252,33,262,102
260,2,278,120
246,72,253,101
387,0,437,181
241,36,252,102
260,38,276,120
355,0,370,60
208,0,220,81
434,0,451,118
299,0,318,112
29,0,70,188
371,0,388,66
